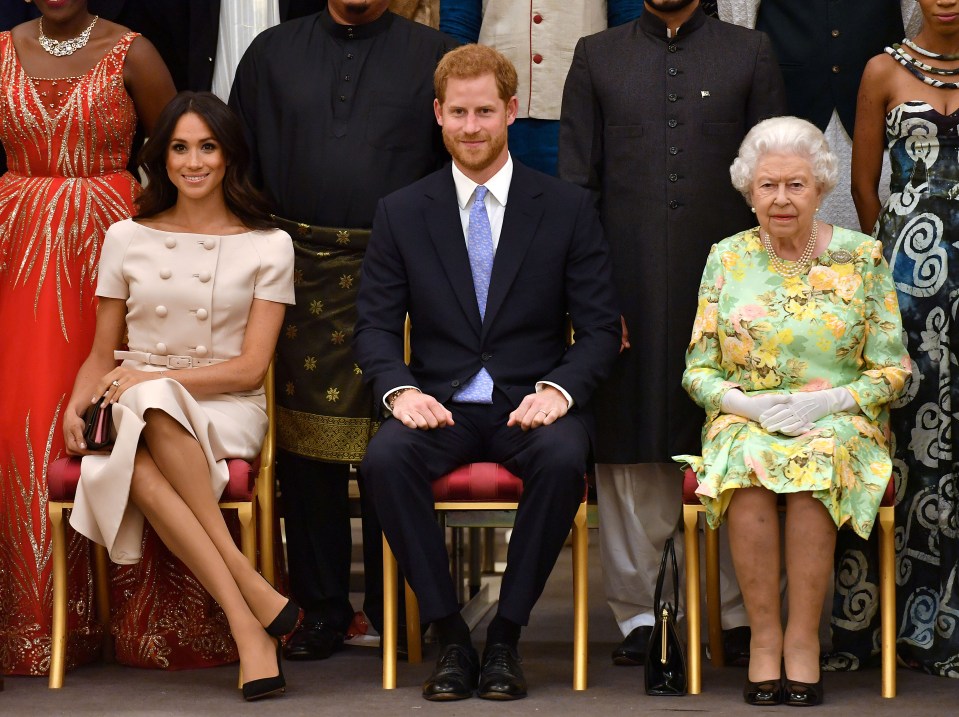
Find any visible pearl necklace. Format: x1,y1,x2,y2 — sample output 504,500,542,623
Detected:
38,15,98,57
903,37,959,61
761,221,818,279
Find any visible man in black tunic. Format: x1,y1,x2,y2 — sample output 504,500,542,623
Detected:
559,0,786,666
230,0,455,660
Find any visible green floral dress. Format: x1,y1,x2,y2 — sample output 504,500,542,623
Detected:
674,226,911,539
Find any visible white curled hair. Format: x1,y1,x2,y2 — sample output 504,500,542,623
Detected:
729,116,839,203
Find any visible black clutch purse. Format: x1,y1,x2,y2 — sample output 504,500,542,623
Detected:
82,401,114,451
644,537,687,696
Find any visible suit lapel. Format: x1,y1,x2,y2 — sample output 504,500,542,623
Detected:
483,166,543,339
424,171,483,336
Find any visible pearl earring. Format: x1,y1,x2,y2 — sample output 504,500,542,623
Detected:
750,207,756,213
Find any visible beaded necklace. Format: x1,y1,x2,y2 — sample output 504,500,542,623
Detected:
38,15,98,57
761,221,818,279
903,37,959,61
884,44,959,90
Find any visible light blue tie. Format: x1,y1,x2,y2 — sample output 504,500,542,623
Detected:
453,185,495,404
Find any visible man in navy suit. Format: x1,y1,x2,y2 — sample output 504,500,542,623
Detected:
354,44,620,701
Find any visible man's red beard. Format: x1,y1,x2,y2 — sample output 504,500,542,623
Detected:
443,129,508,173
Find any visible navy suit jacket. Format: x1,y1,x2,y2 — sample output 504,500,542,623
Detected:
354,160,621,437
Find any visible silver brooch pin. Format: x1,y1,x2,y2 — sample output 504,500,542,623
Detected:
830,249,853,264
701,90,710,97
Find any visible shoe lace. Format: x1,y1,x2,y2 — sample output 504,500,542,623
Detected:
485,646,519,672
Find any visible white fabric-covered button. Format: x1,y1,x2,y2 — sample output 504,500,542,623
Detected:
155,305,168,317
198,270,211,282
159,268,172,279
195,345,208,356
203,237,217,250
195,308,209,321
155,342,167,353
165,237,177,249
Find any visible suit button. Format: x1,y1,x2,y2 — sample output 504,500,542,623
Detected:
668,67,678,76
203,237,218,250
159,268,172,279
198,270,211,282
668,93,678,102
832,65,840,73
669,146,679,155
451,380,460,387
533,14,543,23
669,173,678,182
532,54,543,64
831,29,840,38
669,200,680,209
196,308,209,321
668,43,678,53
165,237,177,249
668,119,678,128
481,352,492,361
155,305,168,317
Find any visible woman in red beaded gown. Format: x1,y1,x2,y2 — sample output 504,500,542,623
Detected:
0,1,180,676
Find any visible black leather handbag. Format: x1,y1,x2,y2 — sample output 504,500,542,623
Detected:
644,537,687,696
82,401,114,451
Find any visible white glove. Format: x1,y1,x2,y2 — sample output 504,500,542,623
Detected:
720,389,790,423
759,388,860,436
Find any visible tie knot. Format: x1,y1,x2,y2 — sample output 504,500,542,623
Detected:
473,185,488,204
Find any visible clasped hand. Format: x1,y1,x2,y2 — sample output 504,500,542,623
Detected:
392,386,568,432
722,388,858,437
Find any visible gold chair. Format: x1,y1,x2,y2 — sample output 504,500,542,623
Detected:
681,467,897,697
381,467,590,691
46,363,278,688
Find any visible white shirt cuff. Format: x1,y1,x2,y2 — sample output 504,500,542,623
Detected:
536,381,574,409
382,385,419,412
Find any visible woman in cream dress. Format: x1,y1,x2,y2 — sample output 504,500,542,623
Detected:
63,92,298,701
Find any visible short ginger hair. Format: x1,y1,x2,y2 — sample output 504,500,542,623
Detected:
434,44,518,104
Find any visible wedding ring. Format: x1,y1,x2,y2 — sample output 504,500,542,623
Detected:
536,410,547,416
111,380,121,387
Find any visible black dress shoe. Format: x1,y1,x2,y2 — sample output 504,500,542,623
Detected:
422,644,479,701
612,625,652,666
478,643,527,700
282,620,344,661
743,677,783,706
785,677,823,706
723,626,752,667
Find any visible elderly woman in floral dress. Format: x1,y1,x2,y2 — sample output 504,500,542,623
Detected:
676,116,911,707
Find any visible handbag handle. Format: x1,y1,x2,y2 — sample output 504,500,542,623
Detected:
653,537,680,615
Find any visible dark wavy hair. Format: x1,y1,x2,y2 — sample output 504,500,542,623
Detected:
135,91,274,229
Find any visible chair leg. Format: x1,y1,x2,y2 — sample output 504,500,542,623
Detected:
92,543,113,662
258,468,276,587
237,504,256,569
682,504,702,695
878,505,896,698
48,502,69,689
704,523,724,668
383,533,398,689
572,502,589,691
405,581,422,664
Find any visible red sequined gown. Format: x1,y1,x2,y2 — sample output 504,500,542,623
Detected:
0,32,235,675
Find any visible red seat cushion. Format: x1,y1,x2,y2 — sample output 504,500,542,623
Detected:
47,456,260,503
432,463,524,502
682,466,895,507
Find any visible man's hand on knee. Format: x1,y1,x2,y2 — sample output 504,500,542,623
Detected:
507,387,569,431
392,391,454,430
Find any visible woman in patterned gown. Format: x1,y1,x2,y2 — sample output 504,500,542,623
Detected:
677,116,910,706
0,1,174,675
852,0,959,679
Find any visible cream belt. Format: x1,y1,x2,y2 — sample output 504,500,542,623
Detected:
114,350,226,369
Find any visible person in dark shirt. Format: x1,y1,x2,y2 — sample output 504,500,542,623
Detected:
229,0,455,661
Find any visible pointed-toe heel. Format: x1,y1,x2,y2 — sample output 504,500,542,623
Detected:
744,677,783,706
242,640,286,701
784,677,823,706
265,599,302,638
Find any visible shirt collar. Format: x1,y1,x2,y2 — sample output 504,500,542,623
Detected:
318,7,394,40
638,5,706,41
452,154,513,210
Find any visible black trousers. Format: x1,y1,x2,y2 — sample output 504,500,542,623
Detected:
277,452,388,632
361,391,587,626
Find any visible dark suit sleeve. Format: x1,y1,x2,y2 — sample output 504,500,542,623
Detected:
538,190,620,406
228,44,262,188
353,199,419,402
558,37,604,208
746,31,788,126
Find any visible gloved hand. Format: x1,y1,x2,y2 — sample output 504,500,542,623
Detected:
720,389,790,423
759,387,860,436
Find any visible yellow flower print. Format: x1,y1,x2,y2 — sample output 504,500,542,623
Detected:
285,381,295,396
285,324,299,339
784,457,817,489
774,328,794,345
808,265,838,291
331,330,346,345
326,387,341,402
353,363,363,375
722,335,752,366
721,252,739,271
750,370,782,390
782,276,806,297
784,298,816,321
884,291,900,313
309,299,324,316
339,274,355,289
833,262,855,277
823,313,846,339
304,356,317,371
751,346,779,369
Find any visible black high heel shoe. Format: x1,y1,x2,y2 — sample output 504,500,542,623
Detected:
743,677,783,706
784,677,823,706
265,598,301,638
242,640,286,702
